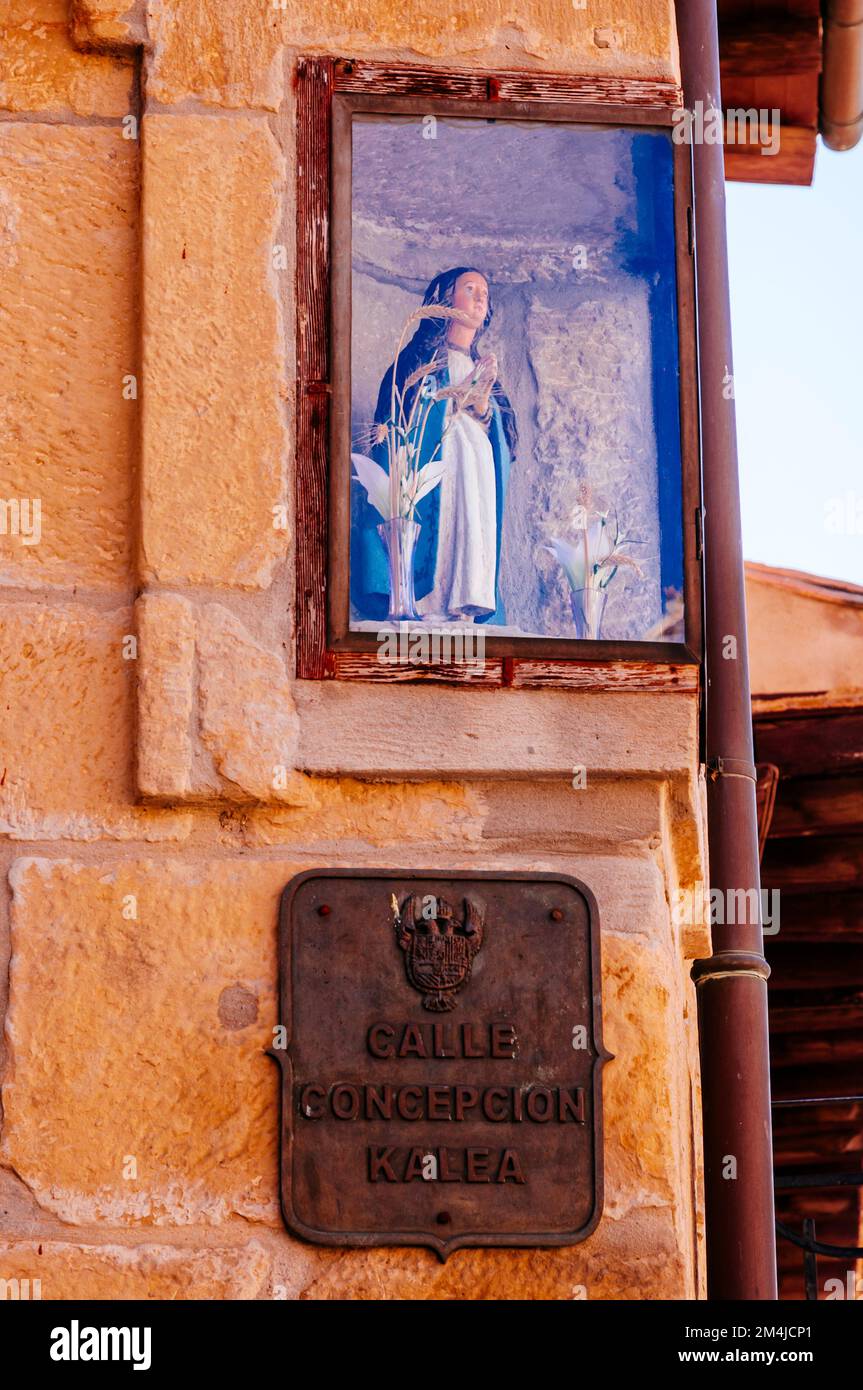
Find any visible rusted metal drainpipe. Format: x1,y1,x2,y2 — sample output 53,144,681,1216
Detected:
821,0,863,150
674,0,778,1300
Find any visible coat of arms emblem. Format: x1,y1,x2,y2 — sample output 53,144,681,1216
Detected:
392,892,485,1011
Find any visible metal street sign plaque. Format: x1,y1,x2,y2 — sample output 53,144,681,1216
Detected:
272,869,610,1259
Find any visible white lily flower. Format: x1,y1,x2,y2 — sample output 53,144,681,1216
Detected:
351,452,390,520
544,537,588,592
413,457,447,505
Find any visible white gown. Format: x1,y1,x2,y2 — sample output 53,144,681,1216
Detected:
417,349,498,620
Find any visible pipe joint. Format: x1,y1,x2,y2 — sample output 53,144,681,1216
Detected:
691,949,771,986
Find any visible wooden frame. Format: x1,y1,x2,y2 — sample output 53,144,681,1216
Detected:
296,57,702,690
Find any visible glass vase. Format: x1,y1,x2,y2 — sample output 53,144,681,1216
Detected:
570,586,609,641
378,517,421,623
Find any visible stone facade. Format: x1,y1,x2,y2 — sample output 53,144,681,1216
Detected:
0,1,712,1300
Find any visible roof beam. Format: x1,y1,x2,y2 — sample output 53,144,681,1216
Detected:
768,988,863,1032
754,709,863,776
769,776,863,839
770,1028,863,1067
765,889,863,942
719,15,822,78
766,943,863,990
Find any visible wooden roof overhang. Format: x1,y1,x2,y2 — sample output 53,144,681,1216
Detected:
718,1,863,184
719,0,822,183
754,695,863,1298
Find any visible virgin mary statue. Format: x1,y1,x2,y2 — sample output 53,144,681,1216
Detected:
351,266,518,624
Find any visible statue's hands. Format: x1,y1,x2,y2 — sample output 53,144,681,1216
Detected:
471,353,497,414
476,353,498,385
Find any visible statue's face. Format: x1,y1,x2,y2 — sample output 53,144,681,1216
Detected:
451,271,489,331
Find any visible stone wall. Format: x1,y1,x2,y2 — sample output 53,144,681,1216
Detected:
0,1,711,1301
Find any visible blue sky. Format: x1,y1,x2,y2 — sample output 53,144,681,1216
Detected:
726,139,863,585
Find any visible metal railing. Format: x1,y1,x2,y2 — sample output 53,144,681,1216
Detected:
773,1095,863,1300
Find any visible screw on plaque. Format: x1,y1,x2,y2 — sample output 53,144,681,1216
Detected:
436,1211,451,1226
317,904,331,917
550,908,564,922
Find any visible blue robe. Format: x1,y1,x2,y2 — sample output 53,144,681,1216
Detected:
351,355,512,624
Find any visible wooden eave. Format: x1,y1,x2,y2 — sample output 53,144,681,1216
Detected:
719,1,823,184
754,697,863,1297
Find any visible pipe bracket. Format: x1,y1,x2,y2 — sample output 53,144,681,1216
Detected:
706,755,758,782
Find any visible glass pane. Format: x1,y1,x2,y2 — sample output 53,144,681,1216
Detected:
349,114,685,645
